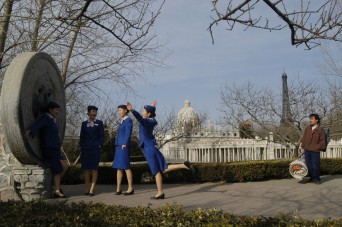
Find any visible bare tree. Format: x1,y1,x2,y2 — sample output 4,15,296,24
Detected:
0,0,14,67
209,0,342,49
0,0,167,165
219,77,331,156
323,85,342,139
320,41,342,78
0,0,166,146
319,41,342,139
0,0,166,94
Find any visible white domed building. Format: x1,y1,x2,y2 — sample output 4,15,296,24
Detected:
176,100,200,134
160,100,342,163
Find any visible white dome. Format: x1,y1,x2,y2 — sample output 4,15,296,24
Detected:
176,100,199,133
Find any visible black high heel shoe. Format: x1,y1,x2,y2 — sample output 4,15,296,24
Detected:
115,190,122,195
89,192,95,196
123,190,134,196
53,191,67,199
151,193,165,200
184,161,195,174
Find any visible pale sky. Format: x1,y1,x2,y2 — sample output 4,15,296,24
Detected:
109,1,326,122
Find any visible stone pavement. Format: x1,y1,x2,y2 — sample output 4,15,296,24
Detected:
61,175,342,220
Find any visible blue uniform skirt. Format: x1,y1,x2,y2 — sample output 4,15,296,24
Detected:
143,145,168,175
113,146,131,170
43,150,63,174
81,149,100,170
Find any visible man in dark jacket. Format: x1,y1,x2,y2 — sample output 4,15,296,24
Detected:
301,113,326,184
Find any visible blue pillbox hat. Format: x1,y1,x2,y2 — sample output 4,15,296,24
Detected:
48,101,60,109
144,105,156,117
87,105,98,112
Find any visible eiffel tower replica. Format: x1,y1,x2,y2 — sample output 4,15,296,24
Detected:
280,73,293,124
279,73,299,144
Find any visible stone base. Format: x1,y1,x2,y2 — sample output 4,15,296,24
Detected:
0,187,21,201
13,166,52,201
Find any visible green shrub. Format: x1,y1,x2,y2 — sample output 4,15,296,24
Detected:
0,200,341,226
320,158,342,175
62,158,342,185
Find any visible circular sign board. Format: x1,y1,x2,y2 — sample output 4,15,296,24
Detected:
289,159,308,180
0,52,65,164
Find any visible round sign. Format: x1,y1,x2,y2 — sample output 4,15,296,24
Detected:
289,159,308,180
0,52,65,164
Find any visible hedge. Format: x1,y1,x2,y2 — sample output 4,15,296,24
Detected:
62,158,342,185
0,200,341,226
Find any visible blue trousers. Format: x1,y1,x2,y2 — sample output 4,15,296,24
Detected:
304,150,321,182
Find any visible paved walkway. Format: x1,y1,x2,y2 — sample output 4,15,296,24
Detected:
61,175,342,220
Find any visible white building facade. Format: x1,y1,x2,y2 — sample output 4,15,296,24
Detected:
160,100,342,163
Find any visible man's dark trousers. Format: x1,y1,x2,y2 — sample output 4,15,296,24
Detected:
305,150,321,182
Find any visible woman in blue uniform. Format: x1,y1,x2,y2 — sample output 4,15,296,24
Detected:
126,101,195,199
80,106,104,196
25,101,69,198
113,105,134,196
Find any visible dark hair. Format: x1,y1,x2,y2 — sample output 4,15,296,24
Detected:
147,112,156,118
117,105,130,113
309,113,320,124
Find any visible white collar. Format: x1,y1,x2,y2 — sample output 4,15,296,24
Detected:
121,116,129,123
47,113,54,119
87,118,97,127
46,113,57,123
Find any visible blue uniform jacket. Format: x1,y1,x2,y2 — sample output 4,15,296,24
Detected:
115,117,133,146
131,110,157,148
29,113,61,152
80,119,105,150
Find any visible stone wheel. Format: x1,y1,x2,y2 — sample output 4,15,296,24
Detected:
0,52,66,164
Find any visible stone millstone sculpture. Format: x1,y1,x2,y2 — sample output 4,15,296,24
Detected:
0,52,66,201
0,52,66,164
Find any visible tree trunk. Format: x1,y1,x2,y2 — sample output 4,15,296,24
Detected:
61,22,82,84
61,0,93,83
294,144,300,158
31,0,46,51
0,0,14,68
